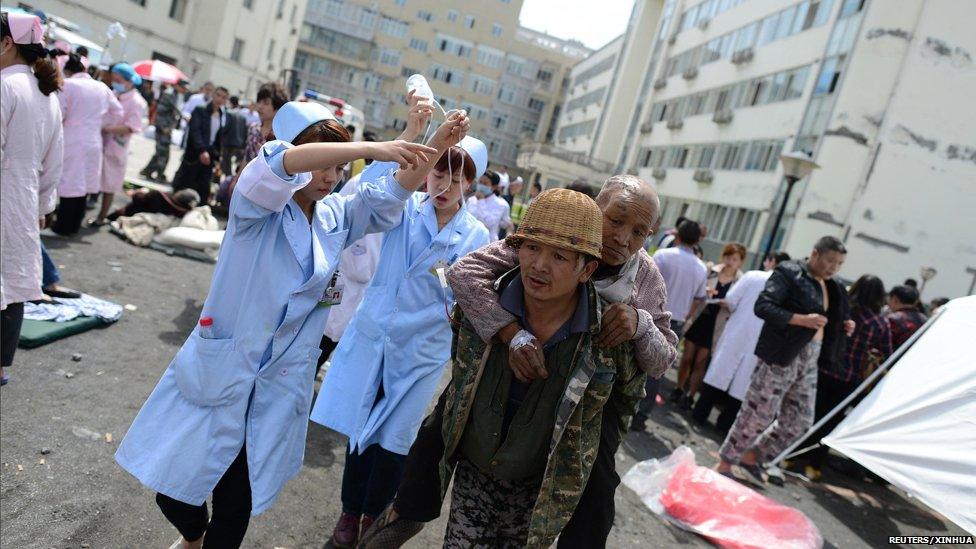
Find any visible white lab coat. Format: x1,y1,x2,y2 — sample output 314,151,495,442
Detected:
115,150,412,514
311,182,490,454
1,65,63,309
322,173,383,342
467,193,512,240
702,270,772,400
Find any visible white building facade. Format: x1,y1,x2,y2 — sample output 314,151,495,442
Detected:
626,0,976,298
27,0,306,98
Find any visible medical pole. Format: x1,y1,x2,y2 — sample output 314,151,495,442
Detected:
768,307,945,467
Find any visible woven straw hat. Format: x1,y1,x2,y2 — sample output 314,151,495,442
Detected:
506,188,602,258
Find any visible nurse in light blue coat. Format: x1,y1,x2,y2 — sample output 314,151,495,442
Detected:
115,101,469,548
310,135,490,540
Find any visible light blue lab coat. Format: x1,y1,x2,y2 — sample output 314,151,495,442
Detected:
115,146,412,514
310,173,490,455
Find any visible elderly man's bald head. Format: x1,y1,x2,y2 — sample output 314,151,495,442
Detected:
594,175,661,266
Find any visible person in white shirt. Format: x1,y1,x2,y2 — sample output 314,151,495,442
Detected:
632,219,708,427
466,170,512,240
180,81,213,147
496,164,510,190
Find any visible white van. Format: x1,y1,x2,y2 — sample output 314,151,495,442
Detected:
298,89,366,141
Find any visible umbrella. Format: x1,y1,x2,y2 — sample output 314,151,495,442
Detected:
131,59,187,84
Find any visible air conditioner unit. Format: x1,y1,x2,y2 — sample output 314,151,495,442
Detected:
652,167,667,180
653,78,667,90
712,109,734,124
666,117,684,130
731,48,755,65
697,18,711,30
639,121,654,134
682,67,698,80
693,169,714,183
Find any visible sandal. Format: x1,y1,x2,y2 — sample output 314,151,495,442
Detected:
1,374,10,386
739,463,766,484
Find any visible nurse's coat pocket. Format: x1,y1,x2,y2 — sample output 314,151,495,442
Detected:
173,333,251,407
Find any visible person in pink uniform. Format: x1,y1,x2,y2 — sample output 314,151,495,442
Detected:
1,11,64,386
91,62,146,226
50,53,121,236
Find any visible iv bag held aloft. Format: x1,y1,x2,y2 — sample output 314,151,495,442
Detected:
406,74,434,101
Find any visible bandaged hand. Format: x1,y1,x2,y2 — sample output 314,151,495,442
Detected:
504,326,547,383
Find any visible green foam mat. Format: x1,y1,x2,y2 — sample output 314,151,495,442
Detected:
18,316,103,349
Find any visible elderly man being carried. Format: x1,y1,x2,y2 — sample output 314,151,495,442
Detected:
361,178,677,549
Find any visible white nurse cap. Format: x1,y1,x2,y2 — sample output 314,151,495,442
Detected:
458,136,488,179
272,101,337,144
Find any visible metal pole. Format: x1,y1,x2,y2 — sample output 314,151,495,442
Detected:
769,306,945,466
757,175,798,269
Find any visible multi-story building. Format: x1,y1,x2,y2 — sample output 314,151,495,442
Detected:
291,0,589,170
26,0,306,98
620,0,976,298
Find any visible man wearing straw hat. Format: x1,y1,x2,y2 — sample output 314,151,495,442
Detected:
428,189,639,548
361,176,676,549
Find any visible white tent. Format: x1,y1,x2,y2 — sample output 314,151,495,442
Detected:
824,295,976,535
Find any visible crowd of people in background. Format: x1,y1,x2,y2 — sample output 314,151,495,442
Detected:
1,9,962,549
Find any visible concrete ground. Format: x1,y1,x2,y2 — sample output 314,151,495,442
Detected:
0,135,968,548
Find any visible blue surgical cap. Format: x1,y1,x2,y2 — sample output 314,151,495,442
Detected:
112,63,142,86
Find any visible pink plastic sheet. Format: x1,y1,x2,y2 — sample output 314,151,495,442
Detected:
622,447,823,549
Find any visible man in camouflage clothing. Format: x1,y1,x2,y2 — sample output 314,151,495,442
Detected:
140,80,187,183
443,189,639,547
361,177,676,549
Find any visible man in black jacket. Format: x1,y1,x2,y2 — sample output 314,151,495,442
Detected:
171,86,229,204
716,236,854,483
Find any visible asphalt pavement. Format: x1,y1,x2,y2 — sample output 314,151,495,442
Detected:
0,135,967,548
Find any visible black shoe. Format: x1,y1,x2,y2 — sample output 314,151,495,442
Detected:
679,395,694,411
630,413,648,432
42,286,81,299
669,388,684,402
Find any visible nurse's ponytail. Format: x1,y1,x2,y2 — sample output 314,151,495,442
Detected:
0,13,63,96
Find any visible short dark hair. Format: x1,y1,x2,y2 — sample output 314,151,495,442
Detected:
256,82,289,110
483,170,500,186
676,219,702,246
76,46,89,57
903,278,918,288
930,297,950,308
765,250,791,264
849,274,886,313
229,95,240,108
215,86,229,95
813,235,847,255
566,181,596,198
362,130,379,142
532,182,542,192
64,53,86,74
889,285,920,306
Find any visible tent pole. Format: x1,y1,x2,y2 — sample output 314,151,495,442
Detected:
768,307,945,467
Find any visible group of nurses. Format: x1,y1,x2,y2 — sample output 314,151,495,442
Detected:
312,128,491,545
51,53,119,236
115,99,468,548
1,11,64,385
93,63,146,226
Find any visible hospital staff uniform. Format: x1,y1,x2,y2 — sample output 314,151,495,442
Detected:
100,87,146,194
115,146,413,543
311,175,489,518
0,63,63,369
694,270,773,432
52,71,120,235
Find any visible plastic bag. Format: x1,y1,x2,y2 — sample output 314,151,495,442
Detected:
622,446,823,549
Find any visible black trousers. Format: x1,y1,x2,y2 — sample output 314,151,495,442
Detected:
172,155,216,204
557,407,622,549
692,383,741,434
155,447,251,548
318,335,338,368
803,373,859,468
342,443,407,517
393,389,450,522
1,302,25,367
52,196,88,236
